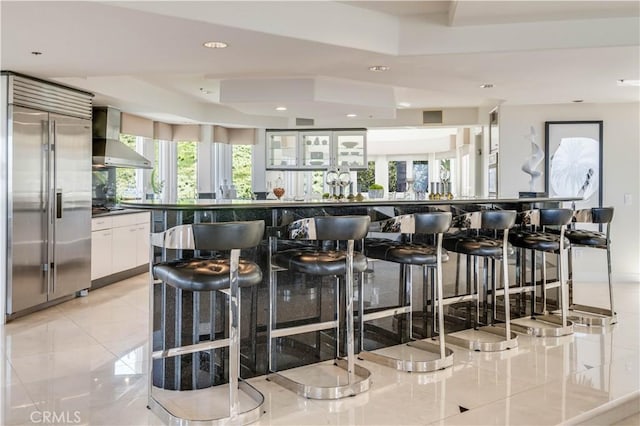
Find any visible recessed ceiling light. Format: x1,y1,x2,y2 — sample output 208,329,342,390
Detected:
346,113,357,118
572,99,584,103
368,65,390,72
397,102,411,108
31,51,42,56
617,79,640,87
480,83,494,89
275,106,287,111
203,41,228,49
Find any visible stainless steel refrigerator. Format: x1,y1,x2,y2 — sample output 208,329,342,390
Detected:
1,72,93,319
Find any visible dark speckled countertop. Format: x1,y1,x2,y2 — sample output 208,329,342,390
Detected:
120,196,581,211
91,208,148,218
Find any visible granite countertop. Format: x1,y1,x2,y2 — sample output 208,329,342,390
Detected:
91,208,147,218
120,196,582,211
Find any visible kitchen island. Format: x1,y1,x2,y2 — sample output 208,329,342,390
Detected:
123,196,579,389
121,196,579,232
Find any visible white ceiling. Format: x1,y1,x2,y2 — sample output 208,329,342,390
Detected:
1,1,639,128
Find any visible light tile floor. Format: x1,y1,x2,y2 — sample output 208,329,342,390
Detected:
1,274,638,425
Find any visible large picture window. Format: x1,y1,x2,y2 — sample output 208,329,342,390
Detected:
177,141,197,200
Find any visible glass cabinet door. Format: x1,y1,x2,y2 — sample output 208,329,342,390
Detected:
300,131,332,169
335,131,366,169
266,131,298,168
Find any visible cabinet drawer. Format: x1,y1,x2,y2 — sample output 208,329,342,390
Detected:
111,212,150,228
91,217,113,231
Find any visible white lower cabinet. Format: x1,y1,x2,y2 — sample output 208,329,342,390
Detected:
91,228,113,280
112,226,139,272
91,212,150,281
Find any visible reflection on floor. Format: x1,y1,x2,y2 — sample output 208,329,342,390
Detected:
2,274,638,425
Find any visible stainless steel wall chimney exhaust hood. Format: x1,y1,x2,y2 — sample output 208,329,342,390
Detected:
92,107,152,169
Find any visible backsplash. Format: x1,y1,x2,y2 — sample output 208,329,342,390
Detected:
92,169,116,206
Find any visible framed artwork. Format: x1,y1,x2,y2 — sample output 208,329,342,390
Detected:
544,121,603,210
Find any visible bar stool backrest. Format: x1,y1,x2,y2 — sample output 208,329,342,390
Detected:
574,207,614,224
414,212,452,235
481,210,516,230
151,224,194,250
192,221,265,250
539,208,574,226
288,215,371,241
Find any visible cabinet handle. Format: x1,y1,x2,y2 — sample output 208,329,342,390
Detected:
96,220,105,225
103,232,111,236
130,228,137,232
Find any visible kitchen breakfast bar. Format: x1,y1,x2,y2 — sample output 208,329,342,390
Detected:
121,196,589,424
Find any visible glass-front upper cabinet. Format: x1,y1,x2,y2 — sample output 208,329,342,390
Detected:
266,131,298,168
265,129,367,170
335,131,366,169
300,131,332,168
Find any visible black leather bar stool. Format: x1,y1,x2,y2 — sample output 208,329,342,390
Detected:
267,215,371,399
509,208,574,337
442,210,518,352
359,212,455,372
566,207,617,326
149,221,265,425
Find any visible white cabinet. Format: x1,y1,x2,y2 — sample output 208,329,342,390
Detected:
266,129,367,170
91,212,150,281
91,228,113,280
135,220,150,267
266,131,298,168
112,226,138,272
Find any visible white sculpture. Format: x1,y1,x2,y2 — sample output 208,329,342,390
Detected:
521,126,544,191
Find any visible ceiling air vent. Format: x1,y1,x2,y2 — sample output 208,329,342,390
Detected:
296,117,314,126
423,110,443,124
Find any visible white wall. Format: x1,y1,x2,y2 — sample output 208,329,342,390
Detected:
499,103,640,283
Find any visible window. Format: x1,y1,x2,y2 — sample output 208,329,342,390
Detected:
310,170,325,196
116,134,138,200
176,141,197,200
388,161,401,192
232,145,252,199
356,161,375,192
413,161,429,192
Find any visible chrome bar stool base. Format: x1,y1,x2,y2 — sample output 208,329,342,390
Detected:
511,314,574,337
362,212,455,373
446,326,518,352
149,381,264,426
565,207,617,328
267,359,371,400
267,216,372,401
359,339,454,373
567,305,617,327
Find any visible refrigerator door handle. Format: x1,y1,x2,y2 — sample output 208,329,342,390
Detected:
56,192,62,219
42,119,51,295
49,119,57,295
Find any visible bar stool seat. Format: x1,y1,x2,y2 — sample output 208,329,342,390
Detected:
509,230,570,253
360,212,455,373
366,240,449,264
148,220,265,426
509,208,574,337
268,215,372,400
154,258,262,291
565,230,607,247
443,235,511,257
273,248,368,276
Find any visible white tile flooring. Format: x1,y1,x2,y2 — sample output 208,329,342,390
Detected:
2,274,638,425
